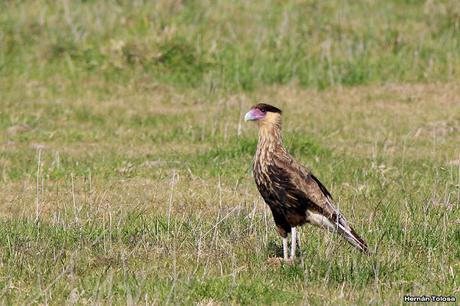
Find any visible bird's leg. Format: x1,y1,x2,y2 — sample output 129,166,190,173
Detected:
290,227,297,260
282,237,289,261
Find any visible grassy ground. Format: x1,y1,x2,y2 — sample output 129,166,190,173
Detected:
1,1,459,305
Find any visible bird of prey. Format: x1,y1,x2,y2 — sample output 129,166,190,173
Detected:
244,103,369,261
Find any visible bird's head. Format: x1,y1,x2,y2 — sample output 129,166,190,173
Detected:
244,103,282,128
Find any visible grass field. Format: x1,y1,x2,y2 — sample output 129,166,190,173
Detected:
1,0,459,304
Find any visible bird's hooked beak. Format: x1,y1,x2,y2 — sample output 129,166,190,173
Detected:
244,108,265,122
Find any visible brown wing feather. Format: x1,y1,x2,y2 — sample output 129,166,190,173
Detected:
275,156,370,254
253,139,369,254
254,156,313,237
286,160,338,217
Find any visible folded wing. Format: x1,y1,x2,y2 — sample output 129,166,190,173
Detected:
276,156,370,254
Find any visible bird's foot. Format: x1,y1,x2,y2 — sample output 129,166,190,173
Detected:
283,256,296,263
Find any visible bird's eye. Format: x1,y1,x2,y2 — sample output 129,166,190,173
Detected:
260,108,266,113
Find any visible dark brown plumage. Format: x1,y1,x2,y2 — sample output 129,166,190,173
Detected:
245,103,370,260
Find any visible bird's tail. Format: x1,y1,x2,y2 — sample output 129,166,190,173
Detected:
334,215,370,255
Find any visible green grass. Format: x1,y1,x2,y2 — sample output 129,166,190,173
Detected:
1,0,460,304
1,0,460,91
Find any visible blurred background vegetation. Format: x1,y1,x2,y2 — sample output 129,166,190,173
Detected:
1,0,459,92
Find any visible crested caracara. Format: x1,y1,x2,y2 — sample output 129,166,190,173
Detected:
245,103,370,260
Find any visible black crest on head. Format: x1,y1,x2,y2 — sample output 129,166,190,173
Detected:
253,103,282,114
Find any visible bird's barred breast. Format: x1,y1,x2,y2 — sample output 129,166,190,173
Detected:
253,158,311,228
